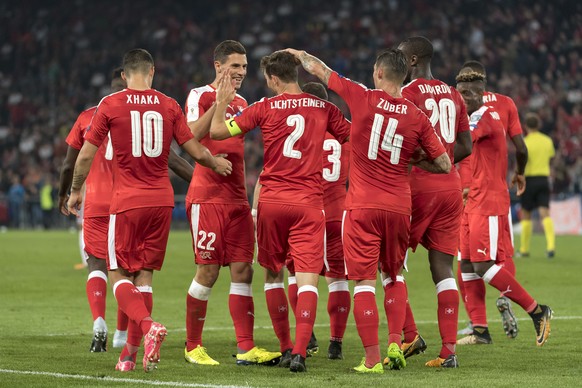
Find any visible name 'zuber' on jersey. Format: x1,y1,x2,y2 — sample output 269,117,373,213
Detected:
126,94,161,104
376,98,408,114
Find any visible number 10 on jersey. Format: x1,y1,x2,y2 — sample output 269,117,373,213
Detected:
368,114,403,164
130,110,163,158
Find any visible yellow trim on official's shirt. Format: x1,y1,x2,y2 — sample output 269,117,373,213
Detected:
226,118,242,136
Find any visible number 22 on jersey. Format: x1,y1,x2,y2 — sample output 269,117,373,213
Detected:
130,110,163,157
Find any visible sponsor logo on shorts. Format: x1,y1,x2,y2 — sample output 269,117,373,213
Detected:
199,251,212,260
477,248,487,256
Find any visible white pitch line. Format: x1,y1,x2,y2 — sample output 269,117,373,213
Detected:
0,369,249,388
39,315,582,337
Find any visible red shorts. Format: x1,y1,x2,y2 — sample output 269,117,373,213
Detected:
460,212,507,264
107,207,172,272
83,216,109,259
257,202,325,274
343,209,410,281
409,189,462,256
187,202,254,266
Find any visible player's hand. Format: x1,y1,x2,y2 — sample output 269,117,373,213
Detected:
216,69,236,105
462,188,470,206
410,147,427,164
59,195,70,216
511,173,526,196
67,191,83,217
284,48,304,58
212,155,233,176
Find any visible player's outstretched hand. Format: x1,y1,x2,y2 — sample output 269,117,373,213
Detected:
67,191,83,217
59,195,70,216
212,154,233,176
216,69,236,105
511,173,526,196
285,48,305,59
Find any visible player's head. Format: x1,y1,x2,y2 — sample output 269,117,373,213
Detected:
398,36,433,83
122,48,154,85
110,67,126,92
455,70,486,114
373,48,408,89
461,60,487,78
214,40,247,90
525,112,541,132
260,51,301,92
302,82,328,100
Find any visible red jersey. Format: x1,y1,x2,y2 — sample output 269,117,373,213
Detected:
403,79,470,192
185,85,248,205
322,132,350,222
232,92,350,209
65,106,113,218
85,88,194,214
465,105,510,216
483,91,522,137
328,72,446,216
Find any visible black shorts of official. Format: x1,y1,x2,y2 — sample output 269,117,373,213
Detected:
521,176,550,211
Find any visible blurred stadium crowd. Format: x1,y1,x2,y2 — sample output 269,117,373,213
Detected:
0,0,580,228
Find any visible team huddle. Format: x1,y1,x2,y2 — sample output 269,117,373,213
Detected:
58,37,552,374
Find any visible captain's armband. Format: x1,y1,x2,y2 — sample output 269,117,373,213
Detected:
226,118,242,136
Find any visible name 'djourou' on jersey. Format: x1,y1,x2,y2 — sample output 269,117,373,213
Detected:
126,94,161,104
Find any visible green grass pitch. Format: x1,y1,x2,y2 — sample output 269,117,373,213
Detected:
1,230,581,387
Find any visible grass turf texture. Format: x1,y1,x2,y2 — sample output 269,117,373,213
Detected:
1,230,581,387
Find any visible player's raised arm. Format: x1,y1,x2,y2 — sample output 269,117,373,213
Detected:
210,70,238,140
285,49,333,85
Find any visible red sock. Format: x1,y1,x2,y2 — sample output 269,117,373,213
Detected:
265,284,293,352
327,281,350,341
384,278,407,345
186,295,208,351
399,278,418,343
457,263,471,319
229,283,255,351
119,342,138,362
353,286,379,366
86,271,107,321
483,265,537,312
502,256,516,276
436,279,459,358
292,286,318,357
123,286,153,351
113,280,151,335
462,274,488,327
288,277,298,315
117,307,129,331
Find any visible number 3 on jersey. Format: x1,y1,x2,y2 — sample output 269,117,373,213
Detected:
368,114,403,164
130,110,163,157
323,139,341,182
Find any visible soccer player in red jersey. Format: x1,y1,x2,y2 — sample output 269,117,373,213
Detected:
455,70,552,348
182,40,280,366
456,60,528,340
67,49,231,373
58,68,193,353
287,47,451,373
283,82,351,360
392,36,473,368
210,51,351,373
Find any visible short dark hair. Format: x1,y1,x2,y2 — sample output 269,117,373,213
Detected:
260,51,301,83
462,60,486,76
111,67,123,80
302,82,328,100
375,49,408,83
123,49,154,75
214,40,246,64
400,36,433,60
525,112,541,130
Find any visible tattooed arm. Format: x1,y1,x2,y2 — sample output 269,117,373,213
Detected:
285,49,333,85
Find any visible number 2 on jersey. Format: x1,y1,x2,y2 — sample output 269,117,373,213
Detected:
368,114,403,164
130,110,163,157
283,114,305,159
424,98,456,143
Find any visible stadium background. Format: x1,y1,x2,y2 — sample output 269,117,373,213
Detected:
0,0,581,230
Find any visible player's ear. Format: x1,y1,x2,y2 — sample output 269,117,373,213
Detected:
410,54,418,67
214,61,222,73
377,67,384,80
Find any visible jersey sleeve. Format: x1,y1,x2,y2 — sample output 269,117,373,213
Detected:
418,112,446,160
457,156,472,188
231,100,264,134
173,103,195,145
469,107,492,141
186,89,212,122
327,71,367,108
65,112,86,150
84,100,110,147
327,104,351,144
505,97,523,137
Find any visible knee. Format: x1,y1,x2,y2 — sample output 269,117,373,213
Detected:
195,266,219,287
232,264,253,283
